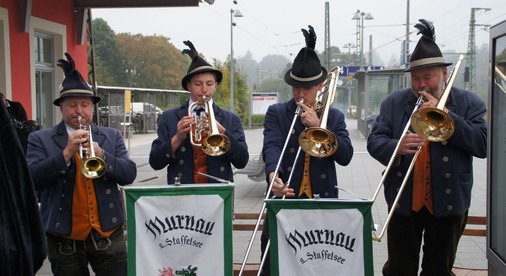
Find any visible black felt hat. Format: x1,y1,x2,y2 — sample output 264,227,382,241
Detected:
181,40,223,91
406,19,452,72
53,53,100,106
284,25,327,88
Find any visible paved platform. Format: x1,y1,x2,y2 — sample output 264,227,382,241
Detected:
35,118,487,275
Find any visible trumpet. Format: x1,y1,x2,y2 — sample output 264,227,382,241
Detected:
189,96,231,156
78,116,106,179
299,66,340,157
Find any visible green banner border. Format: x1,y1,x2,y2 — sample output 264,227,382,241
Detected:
265,199,374,276
123,184,234,276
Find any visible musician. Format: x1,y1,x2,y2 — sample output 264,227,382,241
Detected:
367,19,487,275
260,25,354,275
149,40,249,184
26,53,137,275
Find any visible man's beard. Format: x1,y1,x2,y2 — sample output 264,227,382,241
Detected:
412,79,446,100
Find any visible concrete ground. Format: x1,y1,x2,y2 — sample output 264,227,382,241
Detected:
35,118,487,275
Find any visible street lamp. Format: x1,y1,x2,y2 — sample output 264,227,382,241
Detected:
343,43,356,64
352,10,374,70
230,9,243,112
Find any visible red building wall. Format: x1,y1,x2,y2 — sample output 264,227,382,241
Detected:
2,0,88,118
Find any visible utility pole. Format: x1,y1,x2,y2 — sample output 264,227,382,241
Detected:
466,7,491,92
405,0,410,69
324,2,330,69
368,34,373,67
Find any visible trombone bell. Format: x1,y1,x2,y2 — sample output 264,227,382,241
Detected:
299,128,338,157
411,107,455,142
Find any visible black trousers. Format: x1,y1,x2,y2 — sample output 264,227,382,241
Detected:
47,228,127,276
382,207,468,276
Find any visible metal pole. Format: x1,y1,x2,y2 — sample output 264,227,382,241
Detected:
405,0,410,69
360,13,364,70
369,34,373,67
230,9,234,112
248,92,252,129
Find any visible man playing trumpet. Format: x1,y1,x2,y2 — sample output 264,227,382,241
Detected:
149,40,249,184
26,53,137,275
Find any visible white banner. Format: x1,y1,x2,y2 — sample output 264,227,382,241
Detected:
123,184,237,276
276,208,365,275
265,199,374,275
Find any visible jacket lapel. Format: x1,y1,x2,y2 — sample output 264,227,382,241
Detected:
53,122,69,151
175,101,189,120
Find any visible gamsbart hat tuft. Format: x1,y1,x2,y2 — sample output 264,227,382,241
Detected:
284,25,327,88
181,40,223,91
406,19,452,72
53,53,100,106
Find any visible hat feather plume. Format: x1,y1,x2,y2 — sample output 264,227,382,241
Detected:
302,25,316,50
57,53,76,77
414,19,436,41
182,40,198,59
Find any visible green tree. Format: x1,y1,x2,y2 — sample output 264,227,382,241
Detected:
256,77,291,102
213,59,249,124
115,33,185,89
92,18,120,85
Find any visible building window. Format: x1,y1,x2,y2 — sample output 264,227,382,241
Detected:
34,33,54,128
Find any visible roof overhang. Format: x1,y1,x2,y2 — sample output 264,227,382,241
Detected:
74,0,200,8
74,0,204,44
18,0,206,44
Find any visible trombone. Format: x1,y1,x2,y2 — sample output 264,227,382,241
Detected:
299,66,340,157
237,99,303,276
238,67,341,275
78,116,106,179
189,96,231,156
371,55,464,242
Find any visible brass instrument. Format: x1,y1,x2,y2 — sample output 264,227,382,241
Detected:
189,96,231,156
239,69,341,274
237,99,305,276
371,55,464,242
410,55,464,141
299,66,340,157
78,116,106,179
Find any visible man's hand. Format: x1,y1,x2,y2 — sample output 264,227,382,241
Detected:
398,132,425,155
63,128,88,163
297,101,320,128
269,172,295,197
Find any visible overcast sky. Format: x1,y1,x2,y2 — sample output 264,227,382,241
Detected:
92,0,506,66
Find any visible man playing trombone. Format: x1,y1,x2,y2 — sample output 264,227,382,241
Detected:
149,40,249,184
260,25,354,275
367,19,487,275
